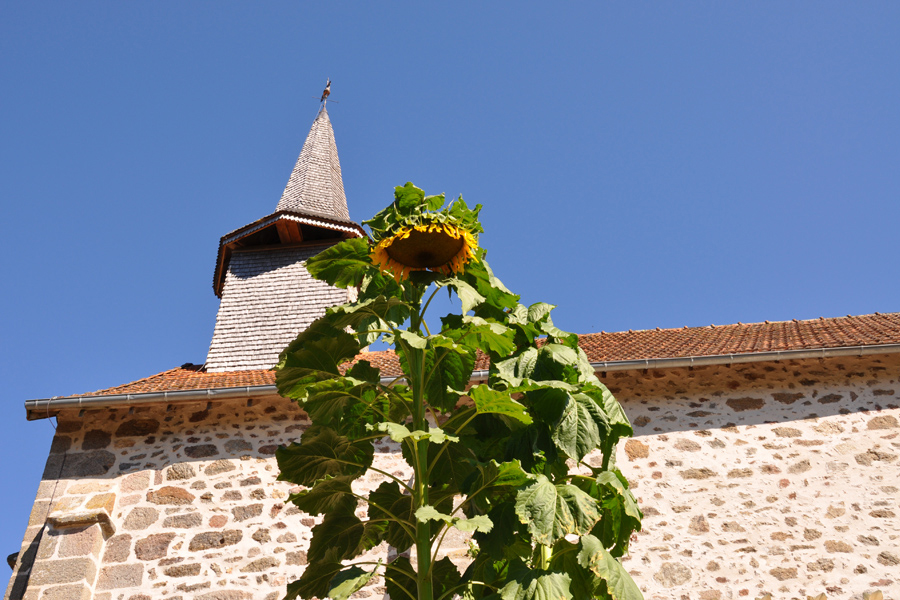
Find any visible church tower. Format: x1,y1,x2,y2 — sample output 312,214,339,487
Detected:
205,106,365,371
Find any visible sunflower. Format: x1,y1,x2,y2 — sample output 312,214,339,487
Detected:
371,220,478,282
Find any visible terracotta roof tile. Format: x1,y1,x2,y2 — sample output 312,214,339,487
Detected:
76,312,900,398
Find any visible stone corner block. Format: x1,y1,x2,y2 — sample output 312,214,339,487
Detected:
48,508,116,539
28,557,98,587
95,562,144,590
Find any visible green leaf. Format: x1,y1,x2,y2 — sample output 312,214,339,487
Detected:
438,277,487,314
577,535,643,600
526,302,555,324
424,193,446,211
415,505,493,533
461,258,519,319
554,484,602,540
551,393,603,461
285,547,344,599
462,459,531,512
276,320,362,400
493,348,539,388
469,385,533,424
499,570,573,600
308,513,368,563
329,565,379,600
433,556,464,600
514,476,602,546
455,514,494,533
443,314,517,359
302,378,384,438
591,471,642,556
584,383,633,439
514,475,557,546
394,181,426,213
305,237,373,288
368,481,415,553
473,502,532,562
384,556,417,600
288,475,357,516
276,427,374,486
423,335,477,411
549,540,598,600
397,329,428,349
370,423,459,445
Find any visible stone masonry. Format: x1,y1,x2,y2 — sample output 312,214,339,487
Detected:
6,353,898,599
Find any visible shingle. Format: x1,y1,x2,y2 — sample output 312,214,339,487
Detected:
78,312,900,397
205,245,349,372
276,106,350,222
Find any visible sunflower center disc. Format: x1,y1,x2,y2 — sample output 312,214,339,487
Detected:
385,229,465,269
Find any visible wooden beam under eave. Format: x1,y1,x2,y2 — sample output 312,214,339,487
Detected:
276,219,303,244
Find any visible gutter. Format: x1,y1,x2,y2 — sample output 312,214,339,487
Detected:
24,343,900,421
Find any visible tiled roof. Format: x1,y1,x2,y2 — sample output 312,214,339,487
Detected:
276,106,351,222
78,312,900,398
205,245,351,372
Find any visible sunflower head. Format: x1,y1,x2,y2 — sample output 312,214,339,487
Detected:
365,183,482,282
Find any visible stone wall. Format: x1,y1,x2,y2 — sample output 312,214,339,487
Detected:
607,353,899,599
5,352,898,600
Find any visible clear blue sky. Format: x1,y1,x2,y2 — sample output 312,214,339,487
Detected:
2,2,899,559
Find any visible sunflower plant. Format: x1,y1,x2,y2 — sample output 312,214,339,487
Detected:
275,183,643,600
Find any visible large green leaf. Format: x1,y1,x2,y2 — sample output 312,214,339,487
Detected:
368,481,415,552
505,424,557,475
590,471,642,557
462,459,531,512
500,570,573,600
549,540,598,600
384,556,417,600
583,383,633,439
473,502,532,562
395,181,427,213
551,393,605,461
433,556,465,600
442,314,517,359
493,347,539,388
469,385,533,424
576,535,643,600
285,547,344,600
305,237,373,288
302,377,385,438
307,513,368,563
288,475,357,516
439,277,487,314
554,484,602,541
461,258,519,320
514,476,602,546
329,565,379,600
276,319,362,400
425,336,476,412
461,551,511,600
276,427,374,486
427,430,477,494
514,475,557,546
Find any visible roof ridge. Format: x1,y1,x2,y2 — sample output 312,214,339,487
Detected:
587,312,896,336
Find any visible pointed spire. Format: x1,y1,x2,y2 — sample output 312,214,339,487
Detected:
276,106,351,222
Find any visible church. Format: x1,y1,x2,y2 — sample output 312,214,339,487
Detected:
6,104,899,600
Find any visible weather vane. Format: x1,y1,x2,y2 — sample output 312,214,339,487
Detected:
318,78,335,106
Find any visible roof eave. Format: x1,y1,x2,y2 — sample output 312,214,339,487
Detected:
212,210,366,297
26,342,900,421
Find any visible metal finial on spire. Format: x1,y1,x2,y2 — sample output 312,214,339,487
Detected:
320,78,331,103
